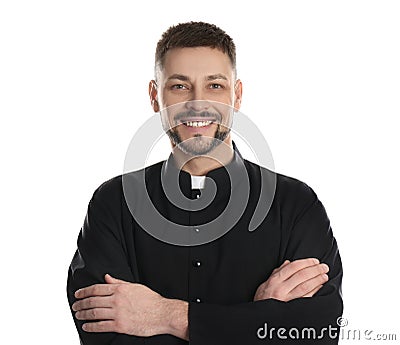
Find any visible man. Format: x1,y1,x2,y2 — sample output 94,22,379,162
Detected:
67,22,343,344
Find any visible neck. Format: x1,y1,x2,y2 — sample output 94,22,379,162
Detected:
172,136,234,176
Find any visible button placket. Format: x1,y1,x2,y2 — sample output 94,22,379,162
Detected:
192,260,202,267
188,188,206,304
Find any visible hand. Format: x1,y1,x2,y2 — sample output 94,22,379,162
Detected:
72,274,188,339
253,258,329,302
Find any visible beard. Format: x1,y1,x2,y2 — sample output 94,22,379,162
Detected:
162,107,232,156
166,124,230,156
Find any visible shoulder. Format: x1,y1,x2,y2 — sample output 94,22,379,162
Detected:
91,161,164,204
244,159,318,211
92,174,123,202
275,172,317,204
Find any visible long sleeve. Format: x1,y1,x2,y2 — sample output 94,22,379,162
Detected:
188,183,343,345
67,160,343,345
66,178,145,345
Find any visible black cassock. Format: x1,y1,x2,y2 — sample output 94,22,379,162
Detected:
67,144,343,345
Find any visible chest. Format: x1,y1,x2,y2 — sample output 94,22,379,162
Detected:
133,212,282,304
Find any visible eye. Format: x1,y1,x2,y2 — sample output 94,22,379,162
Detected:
171,84,188,90
209,83,223,89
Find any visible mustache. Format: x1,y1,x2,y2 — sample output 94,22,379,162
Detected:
173,109,222,123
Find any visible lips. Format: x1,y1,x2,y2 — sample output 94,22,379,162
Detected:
181,120,214,128
179,114,217,126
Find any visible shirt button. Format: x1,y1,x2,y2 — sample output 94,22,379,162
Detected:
194,298,201,303
194,228,200,233
192,260,202,267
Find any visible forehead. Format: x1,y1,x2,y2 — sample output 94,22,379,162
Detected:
160,47,234,79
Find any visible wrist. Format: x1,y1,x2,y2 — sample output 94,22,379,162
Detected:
163,298,189,340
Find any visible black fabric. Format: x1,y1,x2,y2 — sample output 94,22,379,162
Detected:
67,144,343,345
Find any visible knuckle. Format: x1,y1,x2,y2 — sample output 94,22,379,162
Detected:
288,260,301,270
111,295,119,307
296,269,307,280
73,302,80,311
87,298,93,308
116,284,127,294
272,266,280,274
274,290,286,301
291,260,302,270
299,281,310,294
289,261,303,273
268,278,281,290
269,273,280,283
266,285,282,300
114,284,123,294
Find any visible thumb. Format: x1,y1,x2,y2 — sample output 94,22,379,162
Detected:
104,274,127,284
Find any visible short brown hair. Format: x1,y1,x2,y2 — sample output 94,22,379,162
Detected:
155,21,236,75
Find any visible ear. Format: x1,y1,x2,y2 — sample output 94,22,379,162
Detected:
234,79,243,111
148,80,160,112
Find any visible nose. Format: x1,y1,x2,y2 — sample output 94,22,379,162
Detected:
185,99,211,112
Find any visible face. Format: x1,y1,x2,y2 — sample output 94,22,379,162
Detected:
149,47,242,156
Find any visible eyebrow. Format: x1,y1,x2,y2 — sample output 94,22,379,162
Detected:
166,73,229,82
206,74,228,81
166,74,190,82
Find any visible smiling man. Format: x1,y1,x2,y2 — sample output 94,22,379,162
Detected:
154,44,241,174
67,22,343,345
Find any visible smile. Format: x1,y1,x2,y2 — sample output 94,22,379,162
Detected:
181,120,213,128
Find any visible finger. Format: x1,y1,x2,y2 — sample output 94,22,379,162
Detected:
272,260,291,274
75,307,114,321
75,284,115,299
72,295,114,311
280,260,291,268
278,258,321,281
82,320,115,333
303,284,324,298
285,264,329,291
284,263,329,292
104,274,129,284
287,273,329,300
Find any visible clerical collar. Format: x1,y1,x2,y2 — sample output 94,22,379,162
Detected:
163,141,243,177
191,175,206,189
161,141,245,198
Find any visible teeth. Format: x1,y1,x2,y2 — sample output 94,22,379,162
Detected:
184,121,212,127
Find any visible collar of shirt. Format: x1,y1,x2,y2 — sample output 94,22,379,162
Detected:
161,141,246,199
191,175,206,189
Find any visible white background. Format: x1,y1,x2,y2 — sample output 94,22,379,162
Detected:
1,1,399,343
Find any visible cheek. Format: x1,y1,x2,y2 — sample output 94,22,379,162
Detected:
214,93,236,107
161,94,187,109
